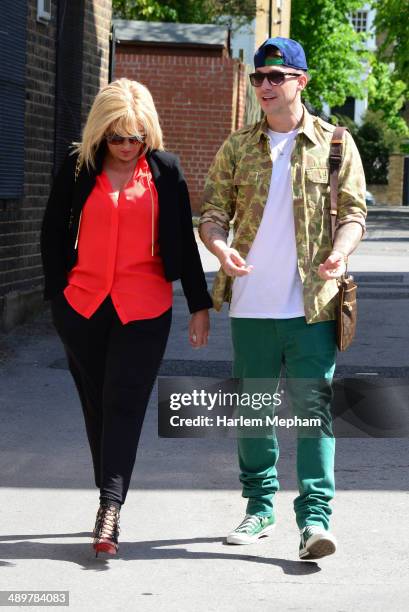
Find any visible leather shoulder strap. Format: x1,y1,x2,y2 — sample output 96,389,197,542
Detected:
329,126,347,243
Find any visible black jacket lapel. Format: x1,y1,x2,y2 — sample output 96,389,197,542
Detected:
146,150,171,251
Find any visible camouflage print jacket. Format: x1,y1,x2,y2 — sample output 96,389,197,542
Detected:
199,106,367,324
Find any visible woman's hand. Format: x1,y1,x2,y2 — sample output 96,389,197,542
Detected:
189,309,210,348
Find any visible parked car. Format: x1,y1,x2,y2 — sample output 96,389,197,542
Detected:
366,190,375,206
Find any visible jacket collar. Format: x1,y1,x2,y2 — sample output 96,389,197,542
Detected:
145,149,161,183
297,106,319,146
253,104,319,146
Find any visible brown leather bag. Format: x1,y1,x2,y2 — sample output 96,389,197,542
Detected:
329,127,358,351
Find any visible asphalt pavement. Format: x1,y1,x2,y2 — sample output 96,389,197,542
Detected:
0,207,408,611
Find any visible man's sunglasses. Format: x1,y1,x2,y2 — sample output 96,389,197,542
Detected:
106,134,145,145
249,71,301,87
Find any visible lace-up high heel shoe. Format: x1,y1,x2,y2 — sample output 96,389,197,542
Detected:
92,502,121,557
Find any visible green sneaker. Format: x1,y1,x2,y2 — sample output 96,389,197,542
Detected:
226,514,275,545
299,525,337,560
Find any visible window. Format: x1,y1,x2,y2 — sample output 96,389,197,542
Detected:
37,0,52,24
332,97,356,122
351,10,368,33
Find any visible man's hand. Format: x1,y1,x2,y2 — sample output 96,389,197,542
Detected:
199,221,253,277
318,250,347,280
219,247,253,277
189,309,210,348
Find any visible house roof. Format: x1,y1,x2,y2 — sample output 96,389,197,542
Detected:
113,19,229,48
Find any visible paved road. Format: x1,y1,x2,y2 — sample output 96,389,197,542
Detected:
0,208,408,611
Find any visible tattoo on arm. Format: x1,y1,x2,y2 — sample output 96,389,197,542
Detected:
199,222,228,255
333,222,363,257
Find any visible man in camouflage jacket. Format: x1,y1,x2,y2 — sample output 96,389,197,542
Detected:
199,37,366,559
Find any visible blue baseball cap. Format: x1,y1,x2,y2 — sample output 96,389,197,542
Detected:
254,37,308,71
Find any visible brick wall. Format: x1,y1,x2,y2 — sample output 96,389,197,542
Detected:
368,154,405,206
82,0,112,125
0,0,112,331
115,49,247,212
0,0,59,331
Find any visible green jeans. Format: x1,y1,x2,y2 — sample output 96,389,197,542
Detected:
231,316,337,530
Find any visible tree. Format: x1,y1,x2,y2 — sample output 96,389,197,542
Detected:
334,113,391,183
290,0,408,135
372,0,409,85
366,59,408,135
290,0,369,109
112,0,255,30
112,0,178,22
368,0,409,136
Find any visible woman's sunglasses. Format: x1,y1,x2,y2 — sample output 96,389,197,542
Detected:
106,134,145,145
249,71,301,87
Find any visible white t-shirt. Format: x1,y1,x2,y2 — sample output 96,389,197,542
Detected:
229,128,305,319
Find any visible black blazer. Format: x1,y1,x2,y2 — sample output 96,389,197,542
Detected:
40,144,213,313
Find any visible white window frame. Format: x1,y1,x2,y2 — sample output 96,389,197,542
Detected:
37,0,52,24
351,9,368,33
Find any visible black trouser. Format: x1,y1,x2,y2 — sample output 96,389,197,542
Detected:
51,292,172,506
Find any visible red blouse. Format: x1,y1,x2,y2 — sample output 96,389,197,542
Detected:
63,155,172,323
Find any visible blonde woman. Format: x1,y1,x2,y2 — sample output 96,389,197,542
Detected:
40,78,211,557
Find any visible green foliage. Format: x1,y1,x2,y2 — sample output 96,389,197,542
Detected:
112,0,176,21
372,0,409,85
363,109,407,153
290,0,408,136
112,0,255,29
333,112,391,184
355,122,391,184
367,1,409,137
290,0,368,109
366,59,408,136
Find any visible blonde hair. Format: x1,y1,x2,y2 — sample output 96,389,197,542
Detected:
73,78,164,169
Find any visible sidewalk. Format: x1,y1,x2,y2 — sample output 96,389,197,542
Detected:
0,214,408,611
